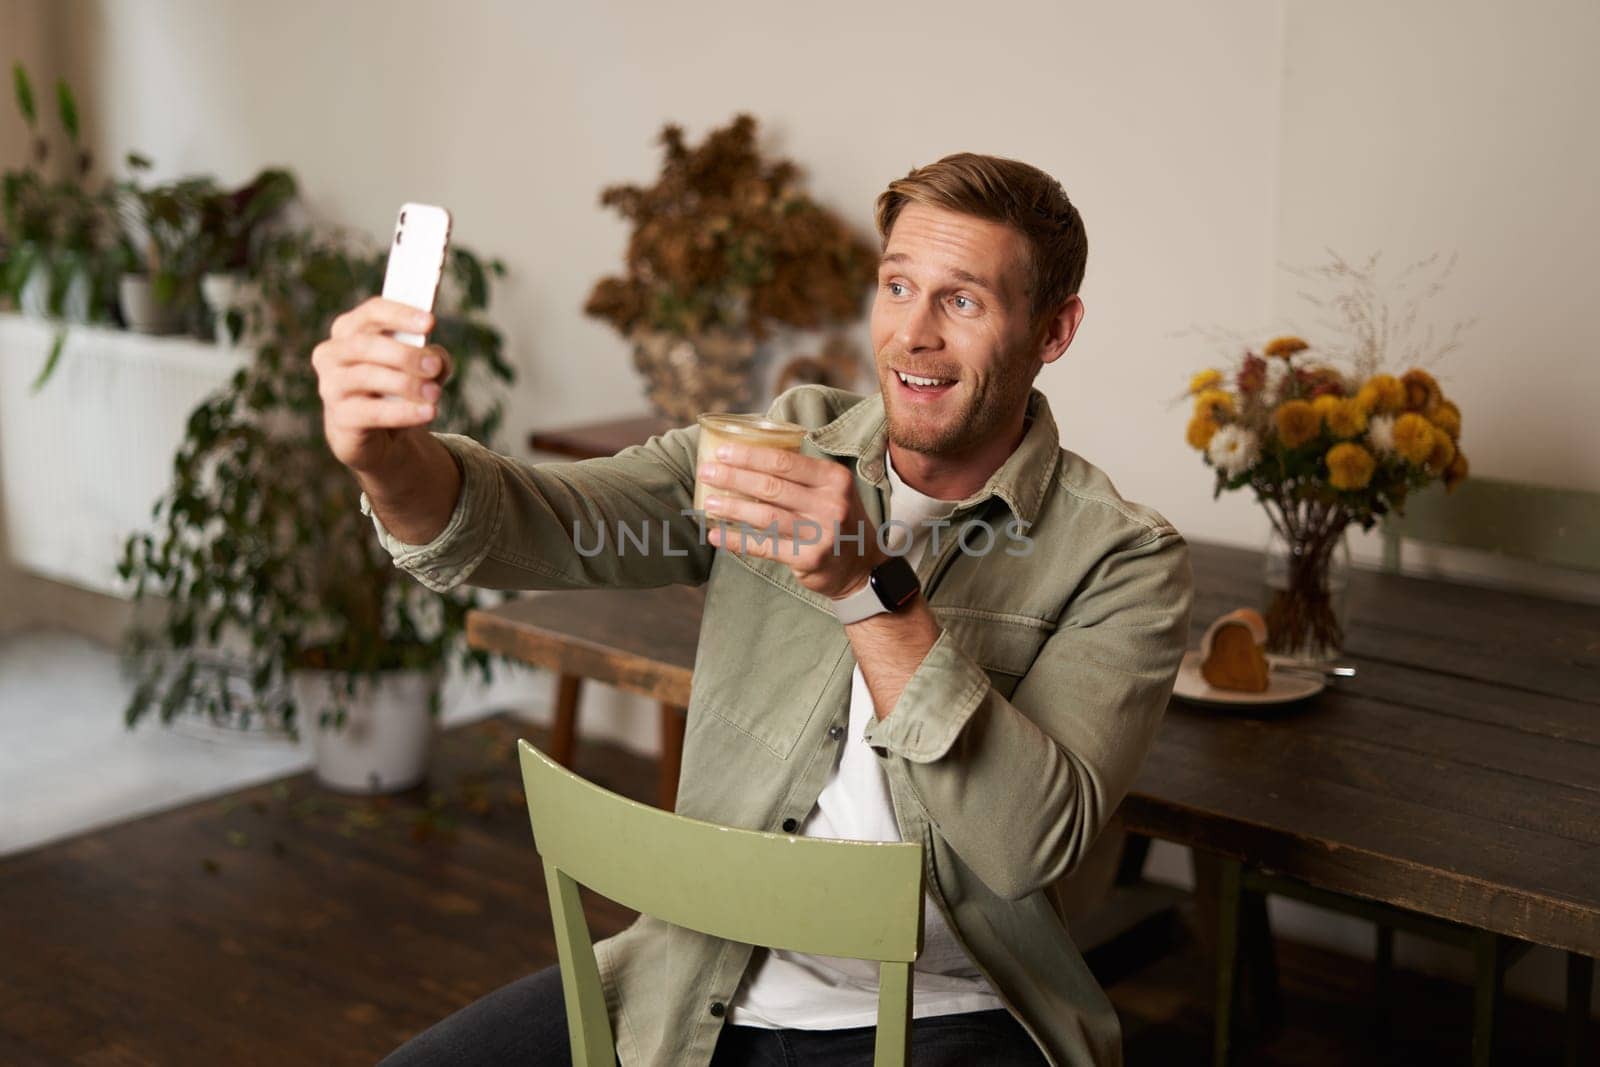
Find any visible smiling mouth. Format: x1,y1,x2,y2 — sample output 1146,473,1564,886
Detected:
895,370,957,392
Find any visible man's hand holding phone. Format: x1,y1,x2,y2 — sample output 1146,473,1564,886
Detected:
312,297,451,476
312,297,462,546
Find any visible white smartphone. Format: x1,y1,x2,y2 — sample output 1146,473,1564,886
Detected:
381,202,452,347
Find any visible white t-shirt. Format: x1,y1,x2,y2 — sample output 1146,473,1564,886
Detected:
726,451,1005,1029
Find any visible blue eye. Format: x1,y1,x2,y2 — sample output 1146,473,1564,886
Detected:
887,281,908,297
951,295,974,311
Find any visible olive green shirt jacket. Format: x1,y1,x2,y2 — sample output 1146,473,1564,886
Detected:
362,385,1194,1066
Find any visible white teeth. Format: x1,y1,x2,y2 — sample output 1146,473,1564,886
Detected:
898,371,952,387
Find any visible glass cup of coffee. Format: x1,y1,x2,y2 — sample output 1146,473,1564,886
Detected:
694,413,809,513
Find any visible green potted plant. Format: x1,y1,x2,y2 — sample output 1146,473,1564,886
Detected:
1,63,124,386
196,167,298,345
584,113,876,421
112,158,213,335
118,223,516,792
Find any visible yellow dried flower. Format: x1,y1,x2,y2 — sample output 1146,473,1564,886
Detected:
1356,374,1406,414
1194,388,1236,421
1325,397,1369,439
1186,413,1219,451
1444,449,1469,492
1326,442,1377,491
1188,369,1223,395
1274,399,1321,448
1264,335,1309,359
1392,412,1437,464
1311,394,1341,423
1426,427,1457,473
1401,368,1441,412
1432,399,1462,441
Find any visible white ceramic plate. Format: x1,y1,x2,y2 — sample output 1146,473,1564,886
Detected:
1172,649,1325,707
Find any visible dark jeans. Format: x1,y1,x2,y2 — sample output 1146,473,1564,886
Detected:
379,964,1048,1066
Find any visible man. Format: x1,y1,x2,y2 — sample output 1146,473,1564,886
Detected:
315,153,1193,1066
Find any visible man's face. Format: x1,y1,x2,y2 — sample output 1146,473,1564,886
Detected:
870,202,1043,457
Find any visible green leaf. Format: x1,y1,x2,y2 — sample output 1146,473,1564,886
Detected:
12,63,35,126
29,331,66,392
55,79,79,143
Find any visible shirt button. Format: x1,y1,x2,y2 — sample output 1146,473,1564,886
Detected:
709,1001,726,1018
781,818,798,832
827,724,844,741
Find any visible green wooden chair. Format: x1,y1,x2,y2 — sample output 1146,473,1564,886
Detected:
1214,476,1599,1067
517,739,925,1067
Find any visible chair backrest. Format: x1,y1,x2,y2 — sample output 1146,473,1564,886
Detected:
517,740,925,1067
1380,476,1600,574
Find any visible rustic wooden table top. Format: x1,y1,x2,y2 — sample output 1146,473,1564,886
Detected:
467,540,1600,959
526,414,679,461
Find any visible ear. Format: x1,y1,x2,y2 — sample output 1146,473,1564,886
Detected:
1035,295,1085,367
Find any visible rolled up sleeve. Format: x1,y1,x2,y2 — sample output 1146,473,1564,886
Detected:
363,428,715,594
869,528,1193,900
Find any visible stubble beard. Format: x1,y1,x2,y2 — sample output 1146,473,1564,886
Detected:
880,354,1037,458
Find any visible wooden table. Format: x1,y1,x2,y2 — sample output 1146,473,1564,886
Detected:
527,413,677,461
467,540,1600,1054
470,585,703,810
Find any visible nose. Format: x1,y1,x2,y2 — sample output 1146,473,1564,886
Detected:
896,295,942,354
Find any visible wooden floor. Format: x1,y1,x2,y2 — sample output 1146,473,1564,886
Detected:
0,715,1591,1066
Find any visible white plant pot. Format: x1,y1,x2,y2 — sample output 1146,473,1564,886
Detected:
19,265,49,318
292,667,440,794
119,273,183,334
21,263,92,322
200,271,265,347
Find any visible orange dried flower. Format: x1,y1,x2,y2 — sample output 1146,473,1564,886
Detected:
1264,335,1309,359
1186,414,1219,451
1356,374,1406,414
1426,427,1457,473
1401,368,1441,412
1325,397,1369,439
1274,399,1321,448
1444,449,1470,492
1326,442,1377,491
1194,389,1236,421
1431,399,1462,440
1392,412,1437,464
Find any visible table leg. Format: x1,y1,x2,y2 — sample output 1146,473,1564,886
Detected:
658,703,686,811
1470,930,1507,1067
1567,952,1594,1067
549,674,583,767
1375,923,1395,1039
1213,856,1243,1067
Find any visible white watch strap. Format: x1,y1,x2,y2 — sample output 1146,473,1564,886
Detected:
830,578,886,625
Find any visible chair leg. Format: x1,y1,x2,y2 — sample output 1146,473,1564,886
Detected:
1374,923,1395,1038
1115,831,1153,886
1470,931,1507,1067
1567,952,1594,1067
657,703,685,811
549,674,583,767
1240,887,1283,1031
1213,857,1243,1067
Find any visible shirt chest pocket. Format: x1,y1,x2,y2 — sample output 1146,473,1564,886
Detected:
935,609,1052,701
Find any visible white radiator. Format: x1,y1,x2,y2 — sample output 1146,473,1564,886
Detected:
0,313,250,597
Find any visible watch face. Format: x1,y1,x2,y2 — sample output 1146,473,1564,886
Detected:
870,555,921,611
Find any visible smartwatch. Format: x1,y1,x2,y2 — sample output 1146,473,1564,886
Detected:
830,555,921,625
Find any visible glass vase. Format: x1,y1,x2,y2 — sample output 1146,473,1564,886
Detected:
1261,522,1352,666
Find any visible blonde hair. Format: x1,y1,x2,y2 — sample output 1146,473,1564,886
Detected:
874,153,1087,322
